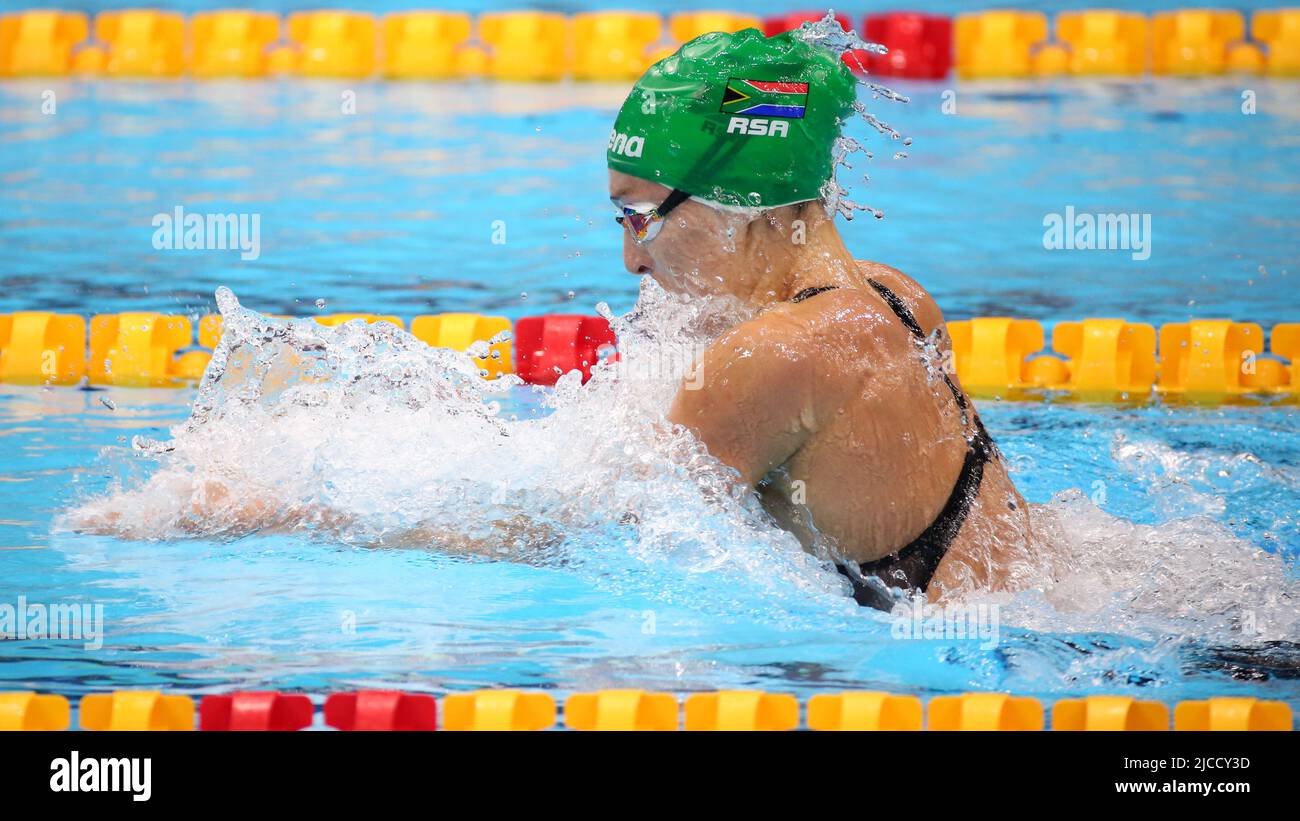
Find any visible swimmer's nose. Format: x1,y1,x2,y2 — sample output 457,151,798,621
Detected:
623,232,653,276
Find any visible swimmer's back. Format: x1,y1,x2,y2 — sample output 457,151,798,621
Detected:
670,258,1033,600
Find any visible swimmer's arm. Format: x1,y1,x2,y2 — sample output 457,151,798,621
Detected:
70,475,559,559
666,315,817,489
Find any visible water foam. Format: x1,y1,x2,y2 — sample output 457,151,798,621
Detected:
64,284,1299,649
792,11,912,221
67,284,850,611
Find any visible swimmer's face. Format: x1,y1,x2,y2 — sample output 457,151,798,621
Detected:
608,170,757,298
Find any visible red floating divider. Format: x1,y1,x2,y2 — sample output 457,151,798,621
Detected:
513,314,616,386
762,11,850,37
863,13,953,79
199,691,314,731
323,690,437,731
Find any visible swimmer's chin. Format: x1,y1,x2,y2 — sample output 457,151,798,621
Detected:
647,270,723,300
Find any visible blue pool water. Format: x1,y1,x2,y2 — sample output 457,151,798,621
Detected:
1,67,1298,711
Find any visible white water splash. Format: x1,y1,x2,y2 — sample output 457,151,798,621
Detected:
67,284,848,609
792,11,911,221
63,284,1300,646
986,489,1299,646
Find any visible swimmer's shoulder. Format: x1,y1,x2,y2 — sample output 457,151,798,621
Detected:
772,284,909,365
853,260,947,336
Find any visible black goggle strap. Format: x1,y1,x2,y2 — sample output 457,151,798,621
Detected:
654,188,692,220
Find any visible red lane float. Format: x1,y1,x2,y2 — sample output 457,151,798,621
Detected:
199,692,314,731
863,13,953,79
323,690,437,731
513,314,616,386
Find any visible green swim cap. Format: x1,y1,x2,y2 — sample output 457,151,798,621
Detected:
607,28,858,210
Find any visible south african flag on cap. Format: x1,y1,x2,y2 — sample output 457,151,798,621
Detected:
720,78,809,119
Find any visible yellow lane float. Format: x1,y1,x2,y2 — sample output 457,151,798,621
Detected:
0,692,71,730
684,690,799,731
955,11,1049,79
80,690,195,731
381,11,474,79
1151,10,1246,76
88,313,193,387
0,312,85,385
410,313,513,379
0,10,88,77
284,11,377,78
441,689,556,731
191,10,279,78
807,691,924,731
1174,697,1293,731
1052,695,1169,730
564,689,679,731
96,9,185,78
928,692,1045,731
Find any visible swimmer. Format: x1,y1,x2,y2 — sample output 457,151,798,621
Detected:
607,29,1034,609
73,28,1036,612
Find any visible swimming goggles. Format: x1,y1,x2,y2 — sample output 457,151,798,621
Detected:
614,188,692,244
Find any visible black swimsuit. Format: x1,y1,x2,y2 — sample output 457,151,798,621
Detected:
789,281,997,611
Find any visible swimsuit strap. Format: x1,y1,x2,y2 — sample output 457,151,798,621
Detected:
789,285,840,303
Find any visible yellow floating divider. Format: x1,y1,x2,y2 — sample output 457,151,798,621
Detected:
1044,318,1156,399
807,691,923,731
650,12,761,63
3,689,1299,731
72,45,106,75
381,11,474,79
667,11,761,42
89,313,192,387
442,689,556,730
96,9,186,78
1152,10,1246,76
1272,323,1299,392
284,11,377,79
955,11,1049,79
191,10,279,78
0,10,89,77
572,12,662,81
410,313,512,379
684,690,798,731
168,313,228,381
313,313,404,328
197,313,224,349
948,317,1044,396
1254,9,1300,76
1055,10,1148,75
564,689,679,730
478,12,570,81
1032,42,1070,77
0,692,71,731
928,693,1045,730
1052,695,1169,730
1157,319,1267,400
1226,40,1266,74
0,312,86,385
1174,697,1293,731
80,691,194,731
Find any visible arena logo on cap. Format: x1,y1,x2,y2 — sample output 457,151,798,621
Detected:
608,129,645,159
